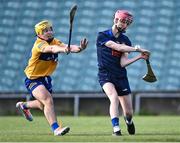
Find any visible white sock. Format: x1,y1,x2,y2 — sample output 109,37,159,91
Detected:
113,126,120,132
125,119,132,125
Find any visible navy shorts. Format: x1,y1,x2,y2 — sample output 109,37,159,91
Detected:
25,76,52,97
98,71,131,96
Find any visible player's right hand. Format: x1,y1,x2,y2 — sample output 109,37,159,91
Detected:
135,45,150,55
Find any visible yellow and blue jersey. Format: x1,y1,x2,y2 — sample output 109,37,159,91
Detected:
24,37,64,79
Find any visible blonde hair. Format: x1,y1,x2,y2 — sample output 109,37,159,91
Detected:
34,20,52,35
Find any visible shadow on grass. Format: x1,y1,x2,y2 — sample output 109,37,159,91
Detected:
12,132,180,137
15,132,111,136
69,133,111,136
136,133,180,136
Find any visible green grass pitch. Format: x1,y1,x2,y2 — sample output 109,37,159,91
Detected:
0,116,180,142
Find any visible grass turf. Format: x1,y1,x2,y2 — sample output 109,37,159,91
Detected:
0,116,180,142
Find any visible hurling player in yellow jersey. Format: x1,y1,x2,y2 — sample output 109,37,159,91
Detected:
16,20,88,136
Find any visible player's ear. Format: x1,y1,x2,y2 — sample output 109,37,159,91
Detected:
114,18,119,24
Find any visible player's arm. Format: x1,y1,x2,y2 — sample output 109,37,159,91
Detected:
105,41,150,54
41,38,88,54
65,38,88,53
120,52,149,67
41,45,68,53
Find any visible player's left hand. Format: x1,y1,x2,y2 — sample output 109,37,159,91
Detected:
141,52,150,60
79,38,88,51
64,47,70,54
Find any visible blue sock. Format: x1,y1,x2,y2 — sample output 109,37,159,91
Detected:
111,117,119,127
22,102,28,109
51,122,59,131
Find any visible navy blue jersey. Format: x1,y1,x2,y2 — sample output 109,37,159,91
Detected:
96,29,132,78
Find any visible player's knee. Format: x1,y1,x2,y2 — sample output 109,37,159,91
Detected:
44,96,54,107
39,103,44,110
110,96,119,105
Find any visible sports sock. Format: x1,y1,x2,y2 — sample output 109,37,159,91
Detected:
22,102,28,109
111,117,120,132
51,122,59,131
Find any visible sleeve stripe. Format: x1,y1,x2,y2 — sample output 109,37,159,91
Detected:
38,42,46,48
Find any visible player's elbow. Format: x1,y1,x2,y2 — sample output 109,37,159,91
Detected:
120,63,126,67
49,46,59,53
51,47,57,53
120,61,128,67
42,46,56,53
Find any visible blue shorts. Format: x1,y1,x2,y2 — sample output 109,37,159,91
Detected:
25,76,52,97
98,71,131,96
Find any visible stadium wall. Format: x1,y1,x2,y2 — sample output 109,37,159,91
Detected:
0,91,180,116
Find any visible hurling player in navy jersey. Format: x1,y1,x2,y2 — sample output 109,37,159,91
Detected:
96,10,150,136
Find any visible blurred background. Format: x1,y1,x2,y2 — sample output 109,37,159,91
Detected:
0,0,180,116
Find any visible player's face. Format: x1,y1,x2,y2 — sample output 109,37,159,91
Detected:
116,18,131,32
40,27,54,40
